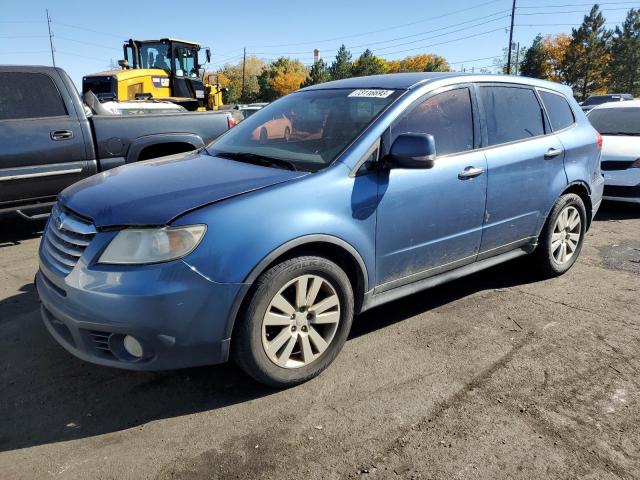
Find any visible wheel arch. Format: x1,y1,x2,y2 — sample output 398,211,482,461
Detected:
561,181,593,230
225,235,370,340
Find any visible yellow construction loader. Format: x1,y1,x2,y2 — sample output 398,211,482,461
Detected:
82,38,225,110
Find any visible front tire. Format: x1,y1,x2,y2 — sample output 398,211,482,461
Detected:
233,256,354,387
533,193,586,277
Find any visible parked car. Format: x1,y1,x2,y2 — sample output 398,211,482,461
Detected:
588,100,640,204
0,66,234,218
251,112,292,142
580,93,634,112
37,73,604,387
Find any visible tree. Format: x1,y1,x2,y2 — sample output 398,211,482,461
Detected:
216,56,266,103
258,57,308,101
561,4,612,100
330,45,353,80
519,34,547,78
352,49,388,77
609,8,640,96
303,59,331,87
385,54,449,73
542,34,571,82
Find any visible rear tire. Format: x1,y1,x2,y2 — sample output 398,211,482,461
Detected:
533,193,586,277
233,256,354,388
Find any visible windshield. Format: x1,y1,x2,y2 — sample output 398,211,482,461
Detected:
585,95,621,106
588,108,640,135
139,42,170,72
207,88,400,172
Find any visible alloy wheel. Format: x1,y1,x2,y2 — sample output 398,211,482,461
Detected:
261,274,340,369
551,205,581,264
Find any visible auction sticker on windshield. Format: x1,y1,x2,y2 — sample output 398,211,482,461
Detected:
348,89,395,98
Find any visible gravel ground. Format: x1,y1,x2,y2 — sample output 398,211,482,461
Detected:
0,202,638,479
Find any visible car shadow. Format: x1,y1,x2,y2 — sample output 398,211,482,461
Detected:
594,201,639,222
0,215,46,247
0,255,542,453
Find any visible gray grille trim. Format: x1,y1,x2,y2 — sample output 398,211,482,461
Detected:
43,204,96,275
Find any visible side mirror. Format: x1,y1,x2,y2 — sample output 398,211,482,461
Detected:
389,133,436,169
206,48,211,63
117,59,129,69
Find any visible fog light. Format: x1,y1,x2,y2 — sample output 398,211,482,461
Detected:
123,335,143,358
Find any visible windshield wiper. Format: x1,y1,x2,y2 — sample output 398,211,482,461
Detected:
212,151,299,171
600,132,640,136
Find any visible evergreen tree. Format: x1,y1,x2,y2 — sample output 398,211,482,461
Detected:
609,8,640,96
352,49,387,77
303,59,331,87
519,34,547,79
330,45,353,80
561,4,612,100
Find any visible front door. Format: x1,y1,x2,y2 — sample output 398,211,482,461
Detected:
375,86,487,291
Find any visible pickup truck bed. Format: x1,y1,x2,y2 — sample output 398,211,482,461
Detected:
0,65,231,217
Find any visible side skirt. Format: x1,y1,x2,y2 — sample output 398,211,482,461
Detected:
360,245,535,313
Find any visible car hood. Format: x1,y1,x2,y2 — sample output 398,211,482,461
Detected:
601,135,640,161
59,151,307,228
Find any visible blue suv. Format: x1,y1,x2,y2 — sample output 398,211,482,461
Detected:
37,73,604,386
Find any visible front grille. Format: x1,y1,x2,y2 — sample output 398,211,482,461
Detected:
43,204,96,275
601,160,634,171
603,185,640,198
88,330,115,358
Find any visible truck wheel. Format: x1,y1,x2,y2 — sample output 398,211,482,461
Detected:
233,256,354,387
533,193,586,277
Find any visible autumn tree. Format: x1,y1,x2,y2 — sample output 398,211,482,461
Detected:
542,34,571,82
609,8,640,96
258,57,308,101
561,4,612,100
216,56,266,104
304,59,331,86
330,45,353,80
352,49,388,77
385,54,449,73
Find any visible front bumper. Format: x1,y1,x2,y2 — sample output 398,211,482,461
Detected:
36,255,246,371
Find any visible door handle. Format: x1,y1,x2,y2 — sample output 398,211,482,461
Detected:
544,147,563,159
458,166,485,180
50,130,74,141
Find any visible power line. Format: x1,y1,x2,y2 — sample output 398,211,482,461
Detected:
55,35,122,52
0,35,48,39
518,1,637,7
52,21,125,39
246,0,508,49
518,7,635,15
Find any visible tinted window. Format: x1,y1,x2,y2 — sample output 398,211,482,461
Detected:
584,95,621,106
479,86,544,145
540,91,575,131
0,72,67,120
392,88,474,156
588,108,640,135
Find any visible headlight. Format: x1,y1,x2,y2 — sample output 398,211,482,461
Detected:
98,225,206,264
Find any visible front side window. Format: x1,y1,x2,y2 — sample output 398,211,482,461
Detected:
479,86,544,146
392,88,474,156
208,88,400,172
0,72,67,120
540,90,575,131
173,46,198,77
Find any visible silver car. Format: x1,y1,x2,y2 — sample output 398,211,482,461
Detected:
588,100,640,204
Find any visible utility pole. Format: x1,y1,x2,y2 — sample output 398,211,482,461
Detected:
46,9,56,67
506,0,516,75
514,42,520,75
241,47,246,102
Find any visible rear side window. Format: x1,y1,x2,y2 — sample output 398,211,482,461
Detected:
392,87,474,156
539,91,575,131
479,86,544,146
0,72,67,120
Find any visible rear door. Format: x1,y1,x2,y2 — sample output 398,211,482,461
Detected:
0,70,90,208
477,84,567,255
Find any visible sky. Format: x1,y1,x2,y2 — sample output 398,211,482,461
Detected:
0,0,636,87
